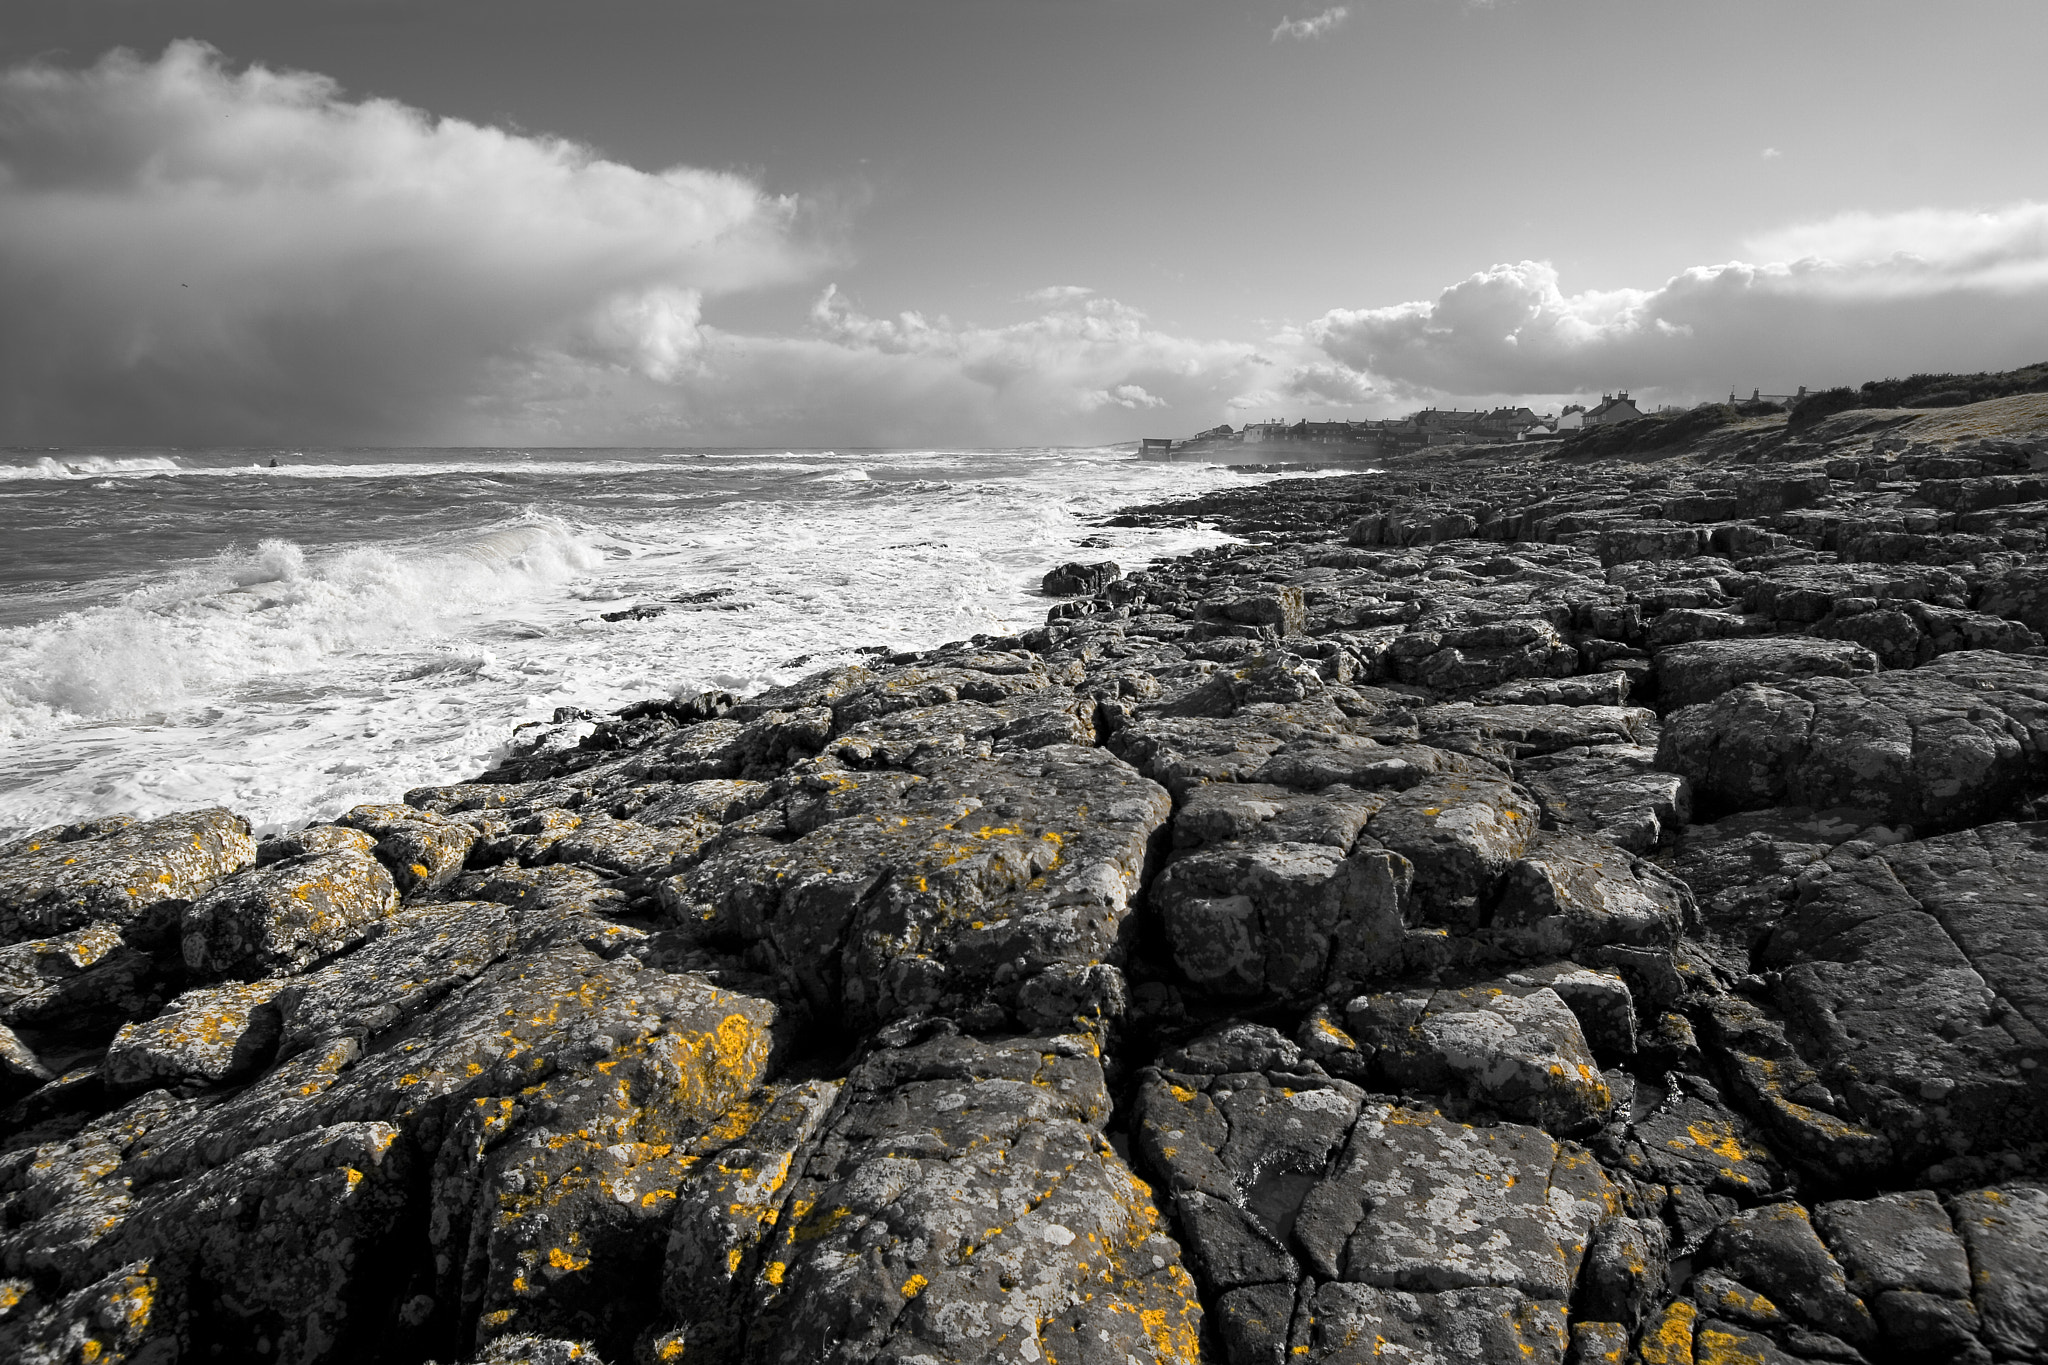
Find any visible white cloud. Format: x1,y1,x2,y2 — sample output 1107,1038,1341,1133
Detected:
1273,7,1350,42
1761,147,1782,160
1307,203,2048,405
1025,285,1095,303
557,287,1265,446
0,41,810,444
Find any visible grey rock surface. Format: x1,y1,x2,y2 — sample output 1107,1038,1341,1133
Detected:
11,425,2048,1363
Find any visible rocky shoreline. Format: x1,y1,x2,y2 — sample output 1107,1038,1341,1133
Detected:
5,396,2048,1365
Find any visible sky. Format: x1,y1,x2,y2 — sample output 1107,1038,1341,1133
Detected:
2,0,2045,447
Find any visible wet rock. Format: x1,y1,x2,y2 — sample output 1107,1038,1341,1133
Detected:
0,809,254,944
180,850,399,981
1041,560,1122,596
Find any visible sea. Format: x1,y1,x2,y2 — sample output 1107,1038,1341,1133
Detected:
0,445,1282,839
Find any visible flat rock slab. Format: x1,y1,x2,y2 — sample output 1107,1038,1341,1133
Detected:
1758,822,2048,1167
1654,637,1879,711
1658,650,2048,833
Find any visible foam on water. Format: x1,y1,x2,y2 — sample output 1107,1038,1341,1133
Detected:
0,447,1264,836
0,454,187,481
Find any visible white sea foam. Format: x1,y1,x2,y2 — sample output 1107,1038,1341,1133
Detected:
0,449,1263,836
0,454,185,480
0,519,603,736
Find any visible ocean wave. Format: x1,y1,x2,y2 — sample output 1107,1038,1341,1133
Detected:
0,454,185,481
0,518,603,735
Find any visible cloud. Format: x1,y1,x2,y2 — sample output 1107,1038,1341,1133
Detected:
1272,7,1349,42
0,42,1276,447
0,41,811,444
1761,147,1782,159
1307,202,2048,405
541,287,1265,447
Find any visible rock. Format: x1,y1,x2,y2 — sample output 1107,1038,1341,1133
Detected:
336,803,477,895
1152,842,1414,999
1654,637,1879,711
0,809,254,944
268,901,515,1057
1703,1202,1875,1347
0,922,159,1031
668,746,1169,1031
101,979,283,1089
1949,1184,2048,1361
1196,587,1308,638
1365,774,1538,925
1657,652,2048,832
1813,1190,1971,1304
1755,824,2048,1166
733,1031,1203,1365
180,850,400,980
1484,830,1692,960
1345,980,1614,1133
1041,560,1122,596
20,425,2048,1360
1292,1283,1568,1364
1518,744,1691,852
256,823,376,867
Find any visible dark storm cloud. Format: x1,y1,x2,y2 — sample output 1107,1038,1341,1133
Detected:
0,41,810,444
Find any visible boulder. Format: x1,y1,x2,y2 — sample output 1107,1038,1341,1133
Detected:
0,809,254,944
101,980,284,1088
1041,559,1123,596
180,850,400,980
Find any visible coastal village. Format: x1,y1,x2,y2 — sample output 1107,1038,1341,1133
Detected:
1141,386,1811,460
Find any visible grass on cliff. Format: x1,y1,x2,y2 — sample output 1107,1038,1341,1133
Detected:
1789,361,2048,431
1555,400,1778,458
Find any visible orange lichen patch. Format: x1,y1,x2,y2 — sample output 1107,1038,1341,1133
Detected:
1693,1326,1769,1365
1675,1121,1759,1182
900,1273,929,1298
547,1245,592,1273
1638,1300,1698,1365
792,1204,853,1243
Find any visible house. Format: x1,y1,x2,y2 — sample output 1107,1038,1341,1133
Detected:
1556,404,1586,431
1239,422,1289,444
1474,406,1539,439
1297,421,1354,444
1583,392,1643,427
1728,387,1809,408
